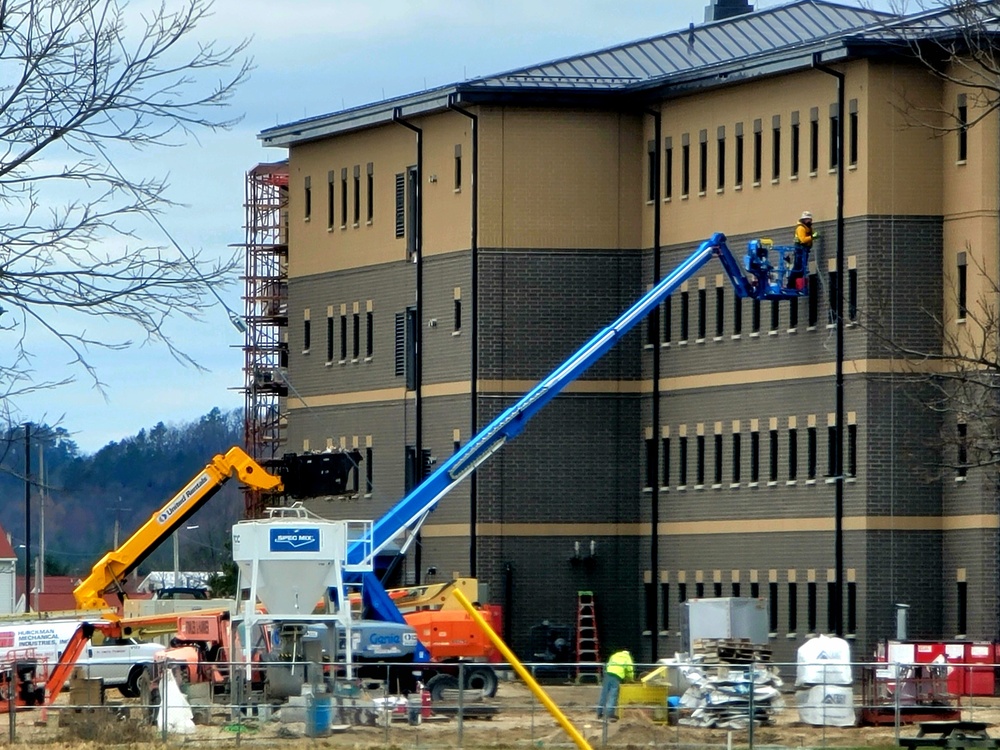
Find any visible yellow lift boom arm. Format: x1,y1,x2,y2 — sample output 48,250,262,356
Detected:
74,447,282,612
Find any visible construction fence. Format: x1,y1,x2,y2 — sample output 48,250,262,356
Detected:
4,658,1000,748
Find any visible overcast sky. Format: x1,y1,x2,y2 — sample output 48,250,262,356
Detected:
14,0,896,454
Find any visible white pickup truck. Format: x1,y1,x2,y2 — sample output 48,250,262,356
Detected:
0,620,163,697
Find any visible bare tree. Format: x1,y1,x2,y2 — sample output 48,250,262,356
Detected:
0,0,251,418
878,1,1000,132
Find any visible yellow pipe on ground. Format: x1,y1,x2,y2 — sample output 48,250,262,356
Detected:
452,589,593,750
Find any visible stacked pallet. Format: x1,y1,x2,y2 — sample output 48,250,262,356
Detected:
692,638,773,665
677,660,785,730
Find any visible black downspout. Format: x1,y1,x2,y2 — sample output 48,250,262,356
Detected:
813,56,845,638
645,107,662,661
448,95,480,577
394,107,424,584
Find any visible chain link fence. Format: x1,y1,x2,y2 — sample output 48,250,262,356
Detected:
2,657,998,748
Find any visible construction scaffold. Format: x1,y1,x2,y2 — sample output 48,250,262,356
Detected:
241,161,289,518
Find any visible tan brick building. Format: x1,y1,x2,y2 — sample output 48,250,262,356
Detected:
250,0,1000,664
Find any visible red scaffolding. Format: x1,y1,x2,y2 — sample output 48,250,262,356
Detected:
241,161,289,518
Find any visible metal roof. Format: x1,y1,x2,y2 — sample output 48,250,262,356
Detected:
465,1,892,92
259,1,907,148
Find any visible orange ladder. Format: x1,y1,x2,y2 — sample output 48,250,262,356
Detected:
575,591,601,684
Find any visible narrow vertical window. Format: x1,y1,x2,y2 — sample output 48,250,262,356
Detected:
808,426,817,480
340,168,348,227
732,581,741,597
661,436,670,487
647,298,659,345
680,291,689,341
753,119,762,183
678,582,687,604
326,314,334,361
714,433,723,485
696,434,705,485
715,287,724,337
395,173,405,238
958,253,968,319
771,115,781,180
958,93,968,162
717,126,726,190
304,176,312,220
352,312,360,359
788,428,798,481
809,107,819,173
303,312,311,352
957,580,968,634
735,123,745,188
697,288,706,340
679,436,688,486
366,311,374,357
365,446,373,494
770,299,779,332
848,423,857,477
808,272,819,326
454,144,462,190
751,581,760,599
751,298,761,333
661,583,670,630
698,129,708,194
353,166,361,225
366,162,374,222
454,298,462,332
733,296,742,335
788,582,798,632
848,268,858,321
828,269,839,325
350,459,359,493
696,582,705,598
791,112,800,177
958,422,968,479
827,425,837,477
647,139,657,202
768,582,779,632
808,582,817,633
394,312,405,376
663,297,672,344
750,430,760,483
664,137,673,200
769,428,779,482
849,99,859,167
645,583,657,633
327,171,335,228
681,134,691,196
340,313,348,361
828,581,838,632
732,433,741,483
847,581,857,634
789,296,799,329
829,103,840,170
645,438,657,489
713,582,723,597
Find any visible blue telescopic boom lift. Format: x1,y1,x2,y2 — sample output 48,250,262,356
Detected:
348,232,809,651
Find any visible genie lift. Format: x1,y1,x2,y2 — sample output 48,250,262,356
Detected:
349,232,810,653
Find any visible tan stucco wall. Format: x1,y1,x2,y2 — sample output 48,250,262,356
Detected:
477,107,643,250
287,112,473,277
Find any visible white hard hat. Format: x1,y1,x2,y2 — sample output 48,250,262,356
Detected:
800,211,812,220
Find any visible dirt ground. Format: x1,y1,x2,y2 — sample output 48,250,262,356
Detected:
8,679,1000,748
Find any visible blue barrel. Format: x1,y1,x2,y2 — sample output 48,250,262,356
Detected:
306,695,332,737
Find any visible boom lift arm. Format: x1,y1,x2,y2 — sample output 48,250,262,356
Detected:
349,232,809,623
74,447,282,613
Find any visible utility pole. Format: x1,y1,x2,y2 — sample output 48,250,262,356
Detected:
23,423,30,613
38,444,44,593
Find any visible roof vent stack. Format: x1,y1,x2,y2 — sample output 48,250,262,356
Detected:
705,0,753,22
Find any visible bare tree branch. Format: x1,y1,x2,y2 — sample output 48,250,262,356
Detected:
0,0,252,419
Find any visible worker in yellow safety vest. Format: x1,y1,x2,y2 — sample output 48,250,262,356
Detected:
596,649,635,721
